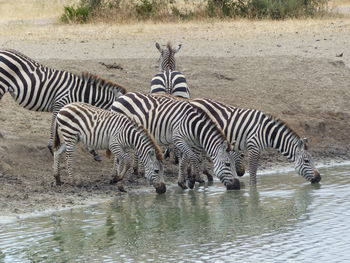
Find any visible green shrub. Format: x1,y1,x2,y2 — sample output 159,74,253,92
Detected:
60,0,329,23
60,5,90,23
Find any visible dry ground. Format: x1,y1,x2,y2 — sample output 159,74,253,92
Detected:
1,14,350,218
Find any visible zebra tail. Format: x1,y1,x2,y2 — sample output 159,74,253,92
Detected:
53,123,60,149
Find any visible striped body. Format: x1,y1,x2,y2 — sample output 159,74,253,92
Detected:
191,98,321,185
150,71,190,99
0,49,126,153
111,92,240,190
53,102,165,194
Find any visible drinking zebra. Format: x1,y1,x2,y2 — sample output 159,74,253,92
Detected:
190,98,321,185
150,42,190,99
111,92,240,190
0,49,127,158
53,102,166,194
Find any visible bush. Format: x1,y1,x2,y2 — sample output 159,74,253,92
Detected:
207,0,329,19
60,0,329,23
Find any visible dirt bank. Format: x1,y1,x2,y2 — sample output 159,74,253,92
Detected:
1,20,350,217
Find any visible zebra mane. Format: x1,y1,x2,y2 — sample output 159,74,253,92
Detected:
130,118,163,161
3,49,41,65
265,113,301,140
81,72,127,94
190,103,233,152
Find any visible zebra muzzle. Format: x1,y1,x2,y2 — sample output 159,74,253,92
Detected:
226,178,241,190
155,182,166,194
310,170,321,184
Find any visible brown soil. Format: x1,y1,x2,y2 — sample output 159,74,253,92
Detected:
1,19,350,219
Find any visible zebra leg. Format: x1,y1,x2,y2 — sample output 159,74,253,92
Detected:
48,111,59,156
111,157,129,192
178,154,189,190
53,143,66,185
65,142,77,184
174,139,202,189
248,148,260,185
133,151,139,175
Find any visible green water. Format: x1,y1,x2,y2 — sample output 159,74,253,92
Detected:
1,164,350,262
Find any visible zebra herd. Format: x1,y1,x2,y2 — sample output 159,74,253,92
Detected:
0,42,321,194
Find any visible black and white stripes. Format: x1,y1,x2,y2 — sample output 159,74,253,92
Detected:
53,102,166,194
191,98,321,185
111,92,240,190
0,49,127,155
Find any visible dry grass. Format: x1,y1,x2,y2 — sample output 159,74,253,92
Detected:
0,0,78,22
1,17,350,42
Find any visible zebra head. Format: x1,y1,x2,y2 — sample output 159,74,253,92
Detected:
294,138,321,183
155,42,182,71
213,141,241,190
144,149,166,194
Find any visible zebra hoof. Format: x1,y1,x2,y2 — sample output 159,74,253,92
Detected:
94,155,102,162
155,182,166,194
226,178,240,190
54,177,63,186
178,181,188,190
117,183,127,193
110,177,122,185
187,180,196,189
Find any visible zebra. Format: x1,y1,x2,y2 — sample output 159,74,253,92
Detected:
150,42,190,99
111,92,240,190
0,49,127,159
190,98,321,185
53,102,166,194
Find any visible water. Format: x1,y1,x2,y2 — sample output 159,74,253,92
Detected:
1,165,350,263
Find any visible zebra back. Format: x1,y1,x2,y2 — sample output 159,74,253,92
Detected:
64,72,128,110
150,70,190,99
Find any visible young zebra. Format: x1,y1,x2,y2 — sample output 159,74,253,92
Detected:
53,102,166,194
0,49,126,158
150,42,190,99
191,98,321,185
111,92,240,190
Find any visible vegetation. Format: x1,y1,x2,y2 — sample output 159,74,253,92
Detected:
60,0,329,23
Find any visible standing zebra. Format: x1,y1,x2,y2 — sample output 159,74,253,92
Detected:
150,42,190,99
111,92,240,190
0,49,126,158
53,102,166,194
191,98,321,185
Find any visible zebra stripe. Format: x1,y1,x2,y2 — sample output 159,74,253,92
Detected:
53,102,166,194
111,92,240,190
191,98,321,185
0,49,127,154
150,71,190,99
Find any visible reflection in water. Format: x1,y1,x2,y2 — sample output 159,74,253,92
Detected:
0,165,350,262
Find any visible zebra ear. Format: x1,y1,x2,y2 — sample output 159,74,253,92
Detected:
155,43,162,52
174,44,182,53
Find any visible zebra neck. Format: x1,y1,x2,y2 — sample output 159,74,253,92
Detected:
269,133,299,162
